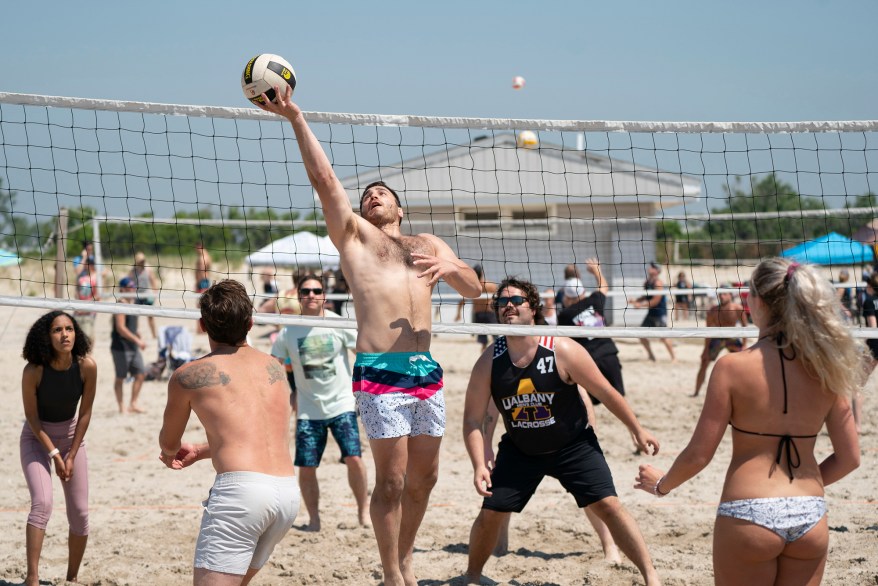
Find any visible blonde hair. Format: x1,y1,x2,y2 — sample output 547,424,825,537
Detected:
750,257,865,398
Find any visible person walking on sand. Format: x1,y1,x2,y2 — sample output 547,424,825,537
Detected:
258,84,481,586
636,258,862,586
20,311,97,586
462,277,661,585
112,277,147,414
159,279,299,586
271,274,370,531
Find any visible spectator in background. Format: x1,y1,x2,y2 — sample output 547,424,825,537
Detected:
128,252,159,338
71,240,94,275
455,264,499,350
541,289,557,325
693,287,748,397
112,277,146,414
733,281,753,324
836,269,853,322
194,242,212,293
857,272,878,432
261,268,279,296
271,285,304,417
331,269,350,315
673,271,692,321
555,264,581,309
629,262,676,362
74,257,99,343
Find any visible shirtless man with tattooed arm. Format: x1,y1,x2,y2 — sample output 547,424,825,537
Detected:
159,280,299,586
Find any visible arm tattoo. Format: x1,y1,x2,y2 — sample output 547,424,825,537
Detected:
267,361,286,385
481,414,495,434
176,364,231,389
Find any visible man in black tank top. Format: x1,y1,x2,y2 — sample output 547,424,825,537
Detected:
462,278,662,586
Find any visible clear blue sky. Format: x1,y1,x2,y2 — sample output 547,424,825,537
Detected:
3,0,876,122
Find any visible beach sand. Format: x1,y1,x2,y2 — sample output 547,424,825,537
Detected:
0,301,875,586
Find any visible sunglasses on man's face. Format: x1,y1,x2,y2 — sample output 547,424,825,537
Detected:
494,295,528,309
299,288,324,296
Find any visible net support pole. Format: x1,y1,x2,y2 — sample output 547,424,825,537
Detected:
92,217,103,292
54,208,68,298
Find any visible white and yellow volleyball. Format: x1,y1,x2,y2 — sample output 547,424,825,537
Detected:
516,130,539,149
241,54,296,106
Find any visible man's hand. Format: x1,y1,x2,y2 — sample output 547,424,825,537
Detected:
412,253,465,288
632,428,660,456
473,466,493,497
256,84,302,123
159,442,202,470
585,257,600,276
483,444,496,471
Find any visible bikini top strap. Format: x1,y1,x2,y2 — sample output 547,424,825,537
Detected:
779,347,788,414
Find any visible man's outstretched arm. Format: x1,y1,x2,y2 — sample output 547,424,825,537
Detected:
257,85,357,245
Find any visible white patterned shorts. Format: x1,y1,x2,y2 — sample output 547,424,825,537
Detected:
355,390,446,440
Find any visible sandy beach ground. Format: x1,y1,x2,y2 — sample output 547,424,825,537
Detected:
0,272,875,585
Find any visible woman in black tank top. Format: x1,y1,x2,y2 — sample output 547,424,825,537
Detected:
634,258,863,585
20,311,97,585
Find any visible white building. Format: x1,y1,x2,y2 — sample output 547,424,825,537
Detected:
339,133,702,324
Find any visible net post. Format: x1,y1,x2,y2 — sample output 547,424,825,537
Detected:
54,208,68,298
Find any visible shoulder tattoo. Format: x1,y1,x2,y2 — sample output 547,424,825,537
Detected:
176,363,231,389
267,361,286,385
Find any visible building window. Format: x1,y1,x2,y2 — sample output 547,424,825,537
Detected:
457,207,554,235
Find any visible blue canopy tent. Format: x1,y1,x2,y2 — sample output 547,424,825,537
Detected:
779,232,874,265
0,248,22,267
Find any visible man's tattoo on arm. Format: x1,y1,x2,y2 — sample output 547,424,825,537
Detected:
481,414,495,434
267,361,286,385
176,364,231,389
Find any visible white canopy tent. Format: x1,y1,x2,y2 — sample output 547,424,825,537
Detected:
244,232,339,269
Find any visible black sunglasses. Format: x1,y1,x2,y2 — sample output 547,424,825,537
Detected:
299,287,324,296
494,295,527,308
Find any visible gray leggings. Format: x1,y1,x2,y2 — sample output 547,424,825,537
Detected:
20,419,89,535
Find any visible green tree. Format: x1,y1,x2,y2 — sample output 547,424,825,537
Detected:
0,178,43,252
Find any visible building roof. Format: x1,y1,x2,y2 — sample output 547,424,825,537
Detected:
338,133,702,210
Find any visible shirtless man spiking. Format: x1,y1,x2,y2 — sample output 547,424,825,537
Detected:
260,85,482,586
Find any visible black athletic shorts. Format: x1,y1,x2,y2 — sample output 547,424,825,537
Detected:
588,352,624,406
483,426,617,513
867,339,878,360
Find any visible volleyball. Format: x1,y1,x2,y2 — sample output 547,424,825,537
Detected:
241,54,296,106
512,76,526,90
517,130,538,149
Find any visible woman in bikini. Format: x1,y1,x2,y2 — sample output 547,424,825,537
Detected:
635,257,862,585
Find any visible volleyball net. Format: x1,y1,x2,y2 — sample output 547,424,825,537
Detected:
1,91,877,338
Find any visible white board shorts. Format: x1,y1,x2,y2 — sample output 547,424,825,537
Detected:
194,471,299,574
355,389,446,440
